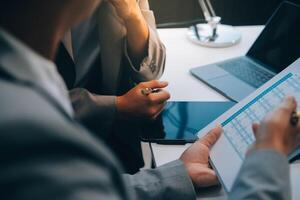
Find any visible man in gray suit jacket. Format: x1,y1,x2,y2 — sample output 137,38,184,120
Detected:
0,0,298,199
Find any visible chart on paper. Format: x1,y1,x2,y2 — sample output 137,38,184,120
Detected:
221,72,300,160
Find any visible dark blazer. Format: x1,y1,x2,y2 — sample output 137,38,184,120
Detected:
56,0,166,174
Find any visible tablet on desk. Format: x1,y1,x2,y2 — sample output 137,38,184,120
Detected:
141,101,235,144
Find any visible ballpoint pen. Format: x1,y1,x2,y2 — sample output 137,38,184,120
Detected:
290,110,300,126
141,88,161,96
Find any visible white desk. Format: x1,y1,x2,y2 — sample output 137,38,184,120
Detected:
151,26,264,200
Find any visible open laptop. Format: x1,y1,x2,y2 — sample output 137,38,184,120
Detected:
190,1,300,102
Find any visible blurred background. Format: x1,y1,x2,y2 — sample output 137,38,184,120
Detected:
149,0,300,27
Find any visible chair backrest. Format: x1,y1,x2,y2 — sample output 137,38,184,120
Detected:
149,0,202,25
149,0,298,26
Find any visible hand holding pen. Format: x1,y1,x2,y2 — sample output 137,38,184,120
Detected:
290,110,300,127
250,97,300,156
141,87,162,96
116,80,170,120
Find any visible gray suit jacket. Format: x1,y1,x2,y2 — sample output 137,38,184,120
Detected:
229,150,291,200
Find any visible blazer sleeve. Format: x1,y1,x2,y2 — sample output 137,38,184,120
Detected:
123,0,166,82
123,160,197,200
69,88,117,138
229,150,291,200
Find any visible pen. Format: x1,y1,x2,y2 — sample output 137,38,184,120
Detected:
290,111,300,126
141,88,161,96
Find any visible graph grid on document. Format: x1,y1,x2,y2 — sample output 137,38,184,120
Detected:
221,73,300,160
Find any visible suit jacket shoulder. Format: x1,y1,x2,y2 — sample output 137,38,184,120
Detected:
0,78,130,200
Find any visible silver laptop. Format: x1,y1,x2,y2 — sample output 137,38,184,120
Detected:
190,1,300,102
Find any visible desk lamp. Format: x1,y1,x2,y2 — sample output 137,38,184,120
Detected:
187,0,241,47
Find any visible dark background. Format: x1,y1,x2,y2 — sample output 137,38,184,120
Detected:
149,0,300,26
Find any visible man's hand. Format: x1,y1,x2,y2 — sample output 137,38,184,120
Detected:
116,80,170,120
180,126,222,188
251,96,300,155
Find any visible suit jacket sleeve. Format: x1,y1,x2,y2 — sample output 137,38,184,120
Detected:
229,150,291,200
123,0,166,82
69,88,117,137
123,160,197,200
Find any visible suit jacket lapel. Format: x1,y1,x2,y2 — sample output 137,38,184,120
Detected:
97,2,126,94
55,43,76,89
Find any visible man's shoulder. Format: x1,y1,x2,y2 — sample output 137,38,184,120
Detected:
0,78,69,127
0,78,120,166
0,79,74,137
0,80,128,200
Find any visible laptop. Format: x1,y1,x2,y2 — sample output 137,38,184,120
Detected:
190,1,300,102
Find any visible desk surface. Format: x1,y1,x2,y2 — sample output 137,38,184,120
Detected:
152,26,263,200
159,26,263,102
154,26,263,166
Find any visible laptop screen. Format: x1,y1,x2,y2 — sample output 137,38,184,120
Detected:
247,1,300,73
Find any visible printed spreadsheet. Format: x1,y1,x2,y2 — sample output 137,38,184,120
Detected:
222,73,300,160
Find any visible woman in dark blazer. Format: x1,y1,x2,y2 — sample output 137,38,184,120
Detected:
56,0,168,173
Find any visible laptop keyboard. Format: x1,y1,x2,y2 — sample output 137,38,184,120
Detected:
218,59,274,88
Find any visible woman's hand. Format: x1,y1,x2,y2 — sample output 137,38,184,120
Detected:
107,0,140,21
116,80,170,120
107,0,149,66
250,96,300,155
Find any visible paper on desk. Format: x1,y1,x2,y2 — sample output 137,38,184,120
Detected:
197,58,300,192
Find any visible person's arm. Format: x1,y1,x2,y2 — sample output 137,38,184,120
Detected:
69,88,117,137
229,97,300,200
70,80,170,129
123,126,223,200
2,109,223,200
108,0,166,81
229,150,290,200
123,160,196,200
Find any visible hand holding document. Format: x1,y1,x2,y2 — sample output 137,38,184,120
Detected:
197,58,300,192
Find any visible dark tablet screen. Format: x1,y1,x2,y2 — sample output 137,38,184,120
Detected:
141,101,235,143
